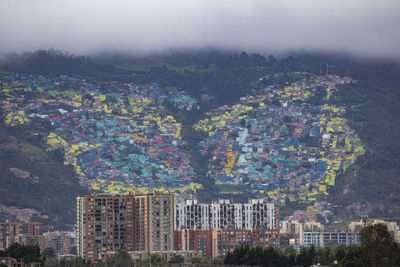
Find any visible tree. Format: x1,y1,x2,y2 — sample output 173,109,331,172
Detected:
104,250,133,267
41,247,56,260
296,245,315,267
224,245,288,267
168,255,184,264
150,253,165,265
341,224,400,267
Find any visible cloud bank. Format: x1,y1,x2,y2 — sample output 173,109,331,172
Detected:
1,0,400,58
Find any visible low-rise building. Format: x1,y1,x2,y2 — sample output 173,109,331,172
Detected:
300,231,361,248
174,228,279,258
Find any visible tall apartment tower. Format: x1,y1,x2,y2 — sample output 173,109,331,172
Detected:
149,194,174,251
175,199,279,231
174,199,280,257
77,193,174,260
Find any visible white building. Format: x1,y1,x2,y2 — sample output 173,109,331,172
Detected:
300,231,361,248
175,199,278,230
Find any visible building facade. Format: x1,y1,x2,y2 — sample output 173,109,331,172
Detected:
39,231,72,256
76,193,174,260
175,199,278,231
174,228,280,258
174,199,280,257
300,231,361,248
0,222,42,250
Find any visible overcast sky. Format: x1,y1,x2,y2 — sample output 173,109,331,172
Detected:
1,0,399,58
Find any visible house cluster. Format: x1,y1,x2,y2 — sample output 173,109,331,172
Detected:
0,73,364,205
0,74,201,196
194,74,364,204
0,204,47,222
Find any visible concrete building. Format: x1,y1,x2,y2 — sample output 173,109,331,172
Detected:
175,199,278,231
39,231,72,256
7,223,23,237
300,231,361,248
280,220,324,250
76,193,174,260
281,220,324,235
25,222,42,236
174,228,280,258
174,199,280,258
0,222,42,250
348,219,400,243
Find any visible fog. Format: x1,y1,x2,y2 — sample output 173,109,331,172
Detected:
1,0,399,58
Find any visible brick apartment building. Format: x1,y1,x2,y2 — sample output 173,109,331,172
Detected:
0,222,42,250
76,193,174,260
174,228,280,258
174,199,280,257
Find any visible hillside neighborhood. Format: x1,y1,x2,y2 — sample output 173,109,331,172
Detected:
0,73,364,207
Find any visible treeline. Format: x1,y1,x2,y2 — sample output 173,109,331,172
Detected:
0,49,129,77
225,224,400,267
6,224,397,267
0,243,41,265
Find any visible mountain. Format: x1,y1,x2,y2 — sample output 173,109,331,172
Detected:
0,50,399,227
0,123,88,229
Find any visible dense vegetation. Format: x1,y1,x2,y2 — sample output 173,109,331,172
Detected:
0,243,41,265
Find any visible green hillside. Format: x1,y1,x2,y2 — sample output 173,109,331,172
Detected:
0,123,88,229
329,80,400,218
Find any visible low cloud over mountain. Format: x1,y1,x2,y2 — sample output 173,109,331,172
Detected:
1,0,399,58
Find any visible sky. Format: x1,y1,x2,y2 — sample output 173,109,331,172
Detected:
1,0,400,58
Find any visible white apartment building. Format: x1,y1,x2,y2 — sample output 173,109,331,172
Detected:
175,199,278,230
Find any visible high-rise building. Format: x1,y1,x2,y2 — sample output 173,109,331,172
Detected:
39,231,72,256
76,193,174,260
174,199,280,257
7,223,23,236
175,199,278,231
25,222,42,236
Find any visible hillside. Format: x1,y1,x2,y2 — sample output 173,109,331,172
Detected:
329,80,400,218
0,51,399,224
0,123,88,229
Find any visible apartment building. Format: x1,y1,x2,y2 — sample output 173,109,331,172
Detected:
174,228,279,258
174,199,280,257
300,231,361,248
39,231,72,256
0,222,42,250
175,199,278,231
76,193,174,260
